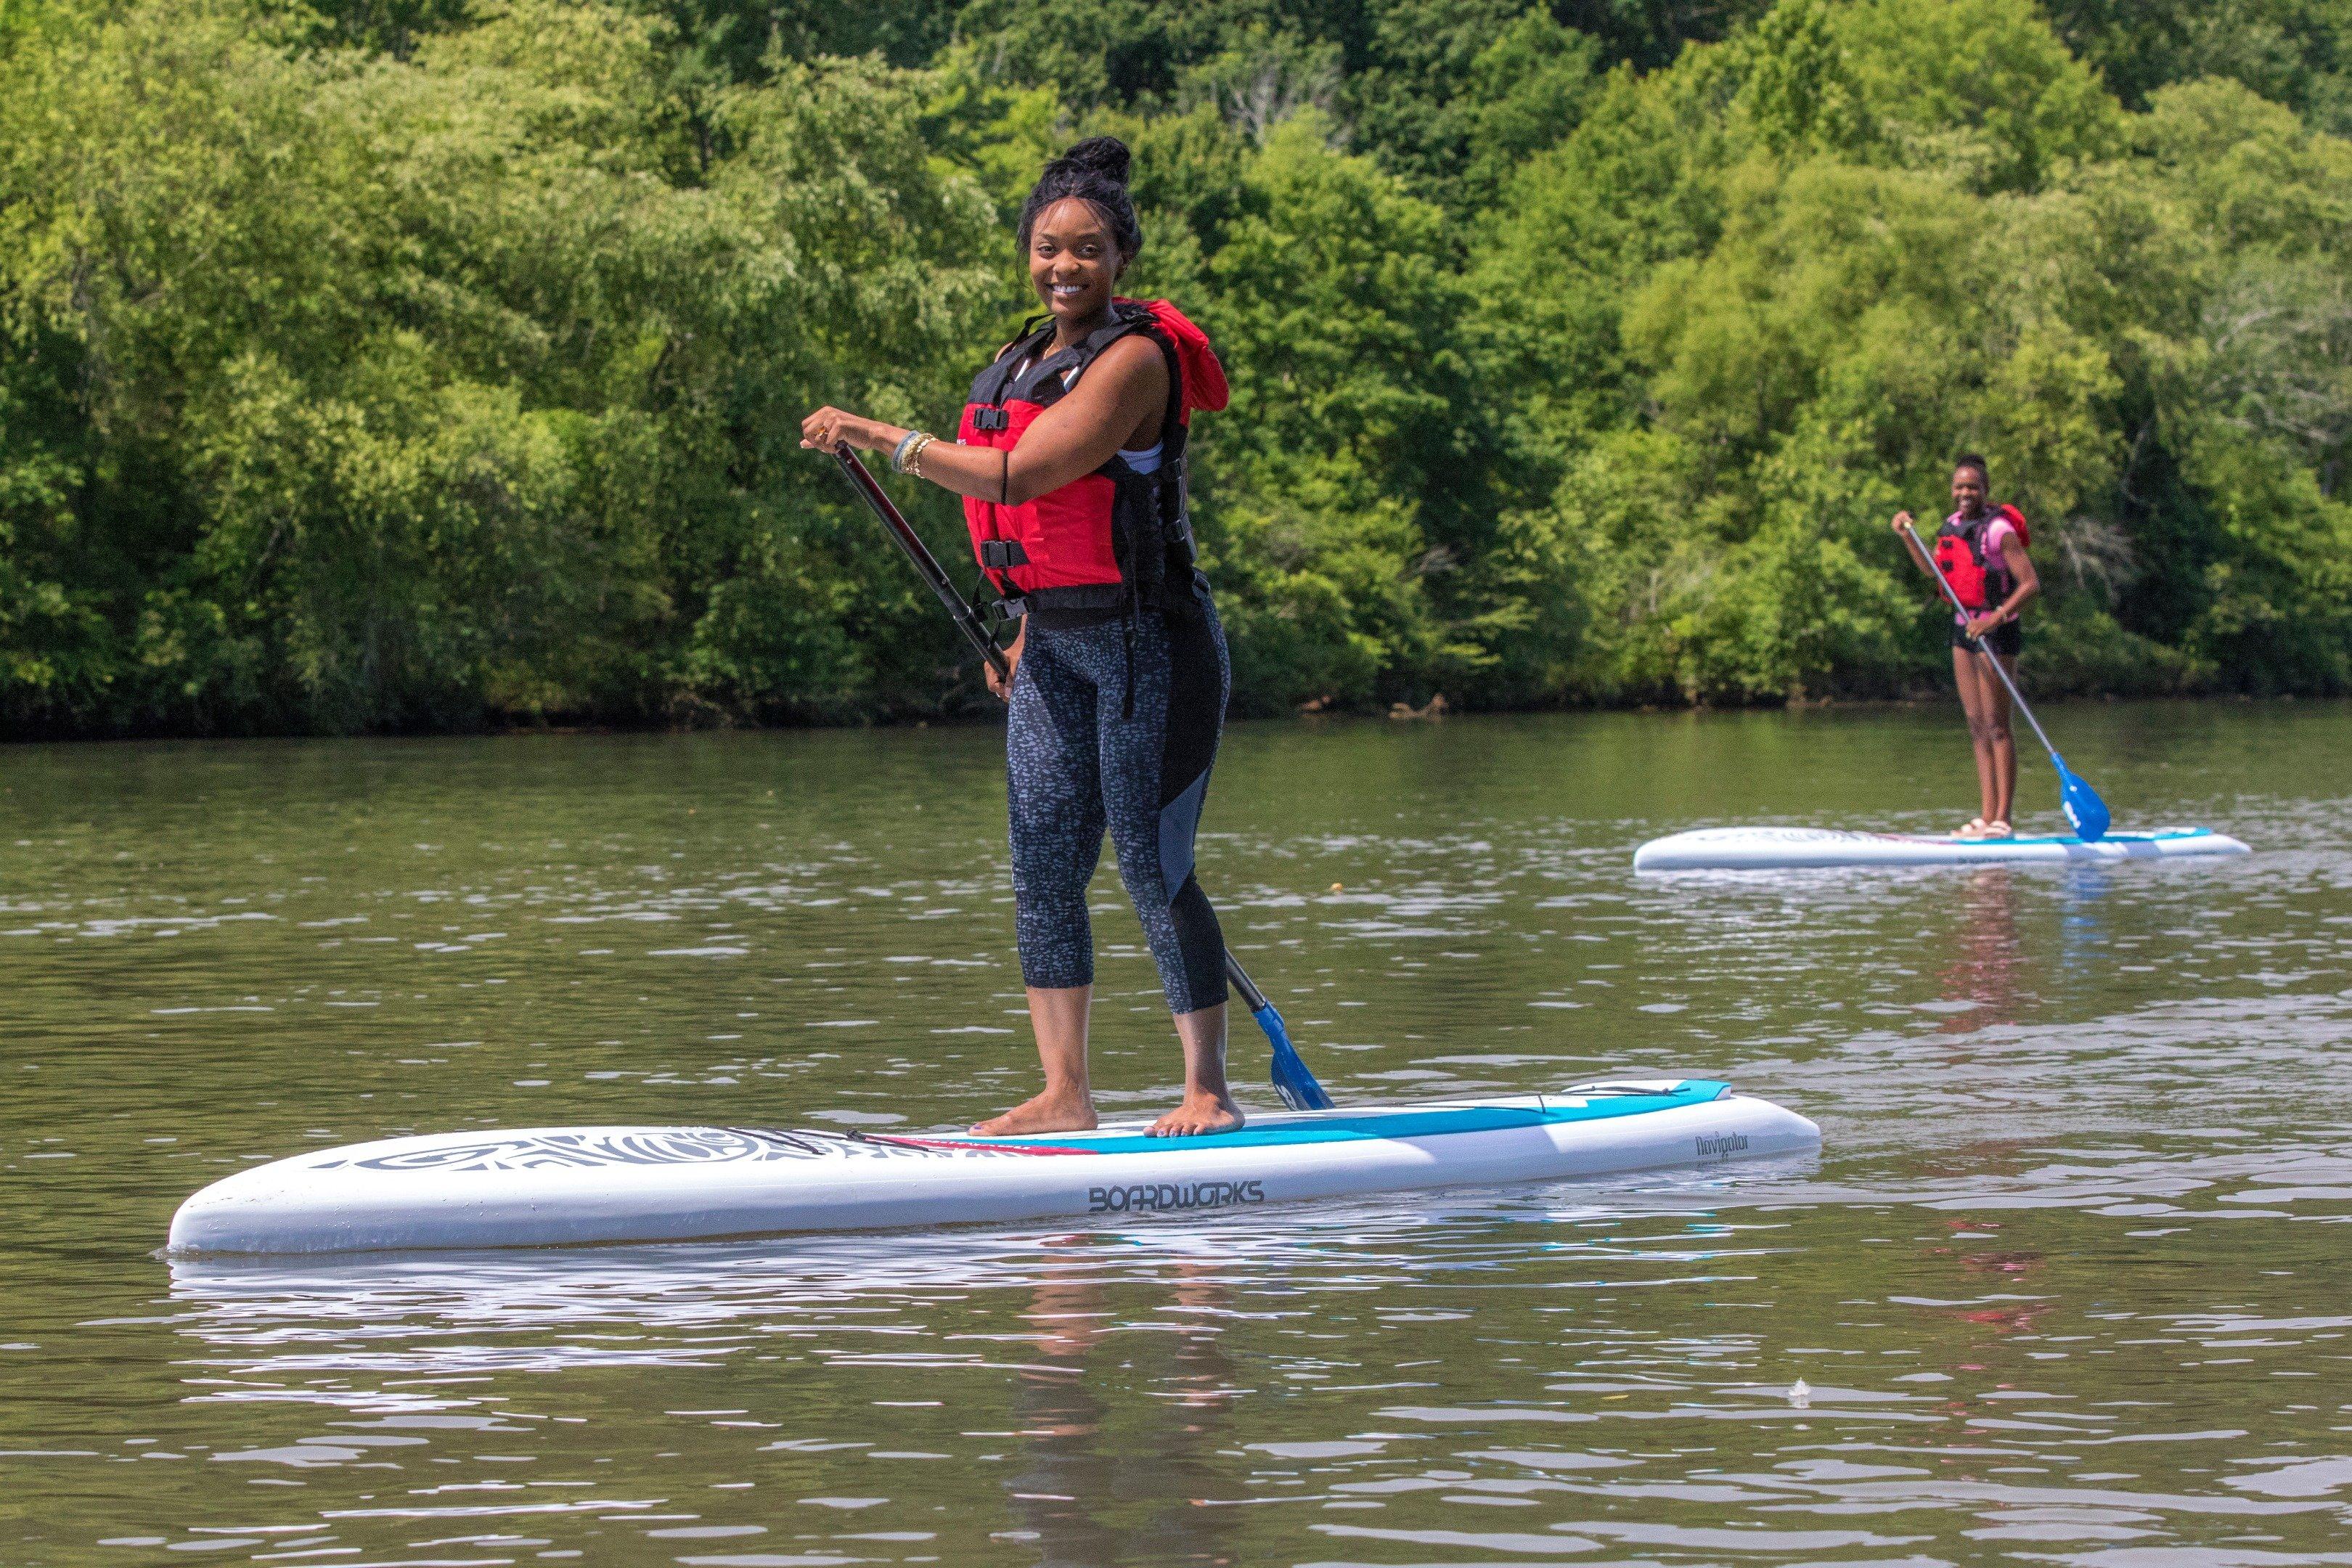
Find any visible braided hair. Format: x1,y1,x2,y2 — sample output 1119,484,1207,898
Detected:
1016,136,1144,265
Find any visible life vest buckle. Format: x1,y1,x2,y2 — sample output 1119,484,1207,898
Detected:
1160,461,1199,560
973,408,1010,433
979,539,1029,570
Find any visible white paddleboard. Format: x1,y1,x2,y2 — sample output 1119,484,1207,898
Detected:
1633,824,2248,872
168,1080,1818,1255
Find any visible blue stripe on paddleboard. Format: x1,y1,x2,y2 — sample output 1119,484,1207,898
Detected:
1909,828,2216,847
960,1081,1731,1155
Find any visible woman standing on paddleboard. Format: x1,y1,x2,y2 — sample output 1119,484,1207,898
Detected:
1893,454,2041,838
801,137,1241,1138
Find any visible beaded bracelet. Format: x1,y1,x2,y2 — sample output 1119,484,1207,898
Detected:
891,430,927,474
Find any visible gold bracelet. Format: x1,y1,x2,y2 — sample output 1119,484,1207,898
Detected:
905,433,936,478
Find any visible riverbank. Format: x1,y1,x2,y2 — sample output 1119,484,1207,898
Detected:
4,675,2333,747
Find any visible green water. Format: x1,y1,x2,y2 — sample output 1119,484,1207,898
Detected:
4,701,2349,1565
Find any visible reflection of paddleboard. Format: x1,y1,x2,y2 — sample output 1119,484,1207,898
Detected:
1633,825,2248,873
168,1080,1818,1256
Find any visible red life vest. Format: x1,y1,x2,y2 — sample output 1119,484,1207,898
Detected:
957,298,1229,617
1933,503,2030,611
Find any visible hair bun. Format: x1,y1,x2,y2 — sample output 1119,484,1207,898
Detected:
1016,135,1145,262
1053,136,1132,188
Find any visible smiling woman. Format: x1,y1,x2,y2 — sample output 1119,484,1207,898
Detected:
800,137,1244,1142
1892,455,2043,838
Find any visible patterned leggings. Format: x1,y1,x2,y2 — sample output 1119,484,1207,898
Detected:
1005,594,1230,1014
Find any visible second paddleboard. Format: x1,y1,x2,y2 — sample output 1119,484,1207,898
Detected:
1633,824,2247,872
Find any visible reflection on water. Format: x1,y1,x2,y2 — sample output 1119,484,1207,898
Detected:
1933,868,2023,1033
3,701,2351,1564
1002,1246,1239,1564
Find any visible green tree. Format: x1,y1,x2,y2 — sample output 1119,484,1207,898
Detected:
4,0,2350,731
0,0,1003,730
2044,0,2352,131
1169,117,1492,709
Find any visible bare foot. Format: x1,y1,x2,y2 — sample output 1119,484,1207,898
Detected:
972,1087,1097,1135
1147,1091,1244,1138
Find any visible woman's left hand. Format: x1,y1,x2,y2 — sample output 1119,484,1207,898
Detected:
800,407,897,454
1964,611,2006,640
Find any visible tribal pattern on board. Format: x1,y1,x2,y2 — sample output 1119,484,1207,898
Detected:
317,1127,990,1172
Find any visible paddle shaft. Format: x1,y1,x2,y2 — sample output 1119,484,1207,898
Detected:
1902,520,2060,758
830,448,1299,1050
837,446,1009,681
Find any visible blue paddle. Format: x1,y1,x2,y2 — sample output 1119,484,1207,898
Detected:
1903,520,2110,841
1220,958,1334,1112
833,446,1337,1109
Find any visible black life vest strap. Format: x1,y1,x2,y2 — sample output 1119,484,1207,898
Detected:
968,325,1051,610
994,306,1164,407
973,319,1057,408
1130,322,1199,608
1026,584,1131,613
1143,328,1190,522
969,575,1026,629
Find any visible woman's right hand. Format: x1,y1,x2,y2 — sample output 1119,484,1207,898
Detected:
984,624,1024,701
800,407,899,455
1891,509,1914,533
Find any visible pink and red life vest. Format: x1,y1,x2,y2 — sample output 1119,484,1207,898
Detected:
1934,502,2031,611
956,298,1228,616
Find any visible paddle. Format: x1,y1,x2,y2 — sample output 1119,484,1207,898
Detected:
832,446,1337,1111
1902,520,2111,841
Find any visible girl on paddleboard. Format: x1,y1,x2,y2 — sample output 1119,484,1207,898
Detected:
1893,454,2041,838
801,137,1241,1138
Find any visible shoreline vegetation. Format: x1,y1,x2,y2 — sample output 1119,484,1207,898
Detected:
3,0,2348,739
1,687,2329,753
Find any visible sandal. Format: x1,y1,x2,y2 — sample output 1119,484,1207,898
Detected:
1980,820,2014,838
1953,818,1989,839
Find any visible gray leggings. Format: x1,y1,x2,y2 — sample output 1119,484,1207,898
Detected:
1005,595,1230,1014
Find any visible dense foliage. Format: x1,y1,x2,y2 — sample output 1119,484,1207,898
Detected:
3,0,2347,732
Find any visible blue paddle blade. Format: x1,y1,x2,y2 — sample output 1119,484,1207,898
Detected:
1255,1003,1335,1111
2054,754,2111,841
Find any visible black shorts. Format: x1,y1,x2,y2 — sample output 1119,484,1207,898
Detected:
1951,617,2022,657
